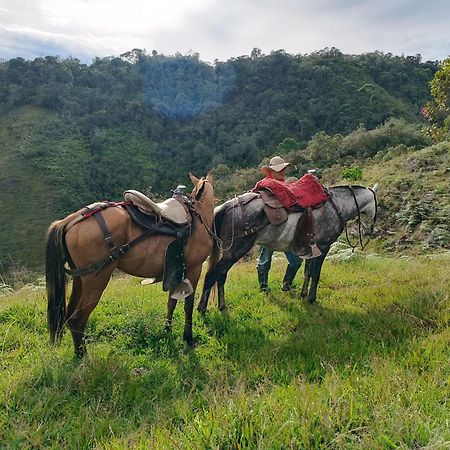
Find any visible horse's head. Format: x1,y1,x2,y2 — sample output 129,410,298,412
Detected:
359,183,378,235
189,172,214,214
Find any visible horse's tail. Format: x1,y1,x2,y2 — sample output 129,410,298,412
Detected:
45,212,80,344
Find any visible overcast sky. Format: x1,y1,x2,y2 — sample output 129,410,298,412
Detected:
1,0,449,64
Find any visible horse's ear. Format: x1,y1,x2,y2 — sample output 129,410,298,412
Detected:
206,172,213,184
372,183,379,193
189,173,200,187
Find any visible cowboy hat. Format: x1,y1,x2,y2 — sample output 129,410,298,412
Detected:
260,156,291,177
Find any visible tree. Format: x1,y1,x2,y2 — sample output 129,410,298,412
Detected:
277,137,300,153
342,166,363,182
422,58,450,141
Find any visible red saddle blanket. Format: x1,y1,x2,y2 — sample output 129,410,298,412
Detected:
252,174,328,208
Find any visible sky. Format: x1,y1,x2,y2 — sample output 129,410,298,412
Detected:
1,0,449,64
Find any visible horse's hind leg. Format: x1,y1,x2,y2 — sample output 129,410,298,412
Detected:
198,257,234,313
213,256,241,312
198,268,218,314
67,269,113,358
199,238,256,314
301,259,312,298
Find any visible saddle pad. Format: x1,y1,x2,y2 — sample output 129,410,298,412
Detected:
288,174,328,208
253,174,328,208
82,201,131,217
124,204,183,237
252,180,296,208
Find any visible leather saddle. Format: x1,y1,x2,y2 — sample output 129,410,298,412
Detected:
123,189,190,225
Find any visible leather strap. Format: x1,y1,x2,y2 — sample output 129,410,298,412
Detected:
64,211,162,277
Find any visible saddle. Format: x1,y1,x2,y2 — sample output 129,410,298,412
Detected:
256,188,322,258
258,189,289,225
123,189,190,225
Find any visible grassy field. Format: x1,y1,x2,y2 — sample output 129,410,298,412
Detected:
0,252,449,449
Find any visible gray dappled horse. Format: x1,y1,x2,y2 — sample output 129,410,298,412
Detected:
198,184,378,312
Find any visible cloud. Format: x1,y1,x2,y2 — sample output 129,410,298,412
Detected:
0,0,449,63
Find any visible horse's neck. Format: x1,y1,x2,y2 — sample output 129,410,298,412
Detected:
332,187,371,222
194,195,214,228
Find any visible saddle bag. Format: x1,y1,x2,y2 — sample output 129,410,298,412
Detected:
258,189,288,225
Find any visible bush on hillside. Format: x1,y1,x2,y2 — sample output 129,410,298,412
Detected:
304,118,431,166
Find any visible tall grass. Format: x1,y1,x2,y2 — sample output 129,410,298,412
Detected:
0,253,449,448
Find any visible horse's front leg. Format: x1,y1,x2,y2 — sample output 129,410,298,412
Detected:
165,297,178,330
183,293,195,346
183,267,201,346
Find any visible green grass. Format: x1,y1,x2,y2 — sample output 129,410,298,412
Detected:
0,253,449,449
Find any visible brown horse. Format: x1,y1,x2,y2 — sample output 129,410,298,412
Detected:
46,173,214,357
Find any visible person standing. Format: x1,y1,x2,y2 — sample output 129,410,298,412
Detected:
255,156,302,292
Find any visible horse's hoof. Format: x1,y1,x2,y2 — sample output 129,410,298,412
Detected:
183,334,194,347
74,349,86,359
197,306,207,315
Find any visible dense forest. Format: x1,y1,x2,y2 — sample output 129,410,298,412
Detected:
0,48,446,272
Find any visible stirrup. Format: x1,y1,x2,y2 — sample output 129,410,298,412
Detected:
171,279,194,300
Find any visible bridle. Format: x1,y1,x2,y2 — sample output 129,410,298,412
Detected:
329,186,378,251
190,180,222,246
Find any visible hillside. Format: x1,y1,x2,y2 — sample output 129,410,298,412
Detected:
0,107,61,270
0,50,442,272
213,121,450,254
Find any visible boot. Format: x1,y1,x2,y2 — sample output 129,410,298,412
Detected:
281,265,299,292
257,269,269,293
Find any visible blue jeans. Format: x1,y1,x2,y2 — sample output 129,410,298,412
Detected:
256,246,302,274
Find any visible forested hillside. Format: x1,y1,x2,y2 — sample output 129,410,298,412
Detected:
0,49,443,272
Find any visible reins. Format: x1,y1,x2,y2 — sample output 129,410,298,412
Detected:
345,186,377,251
327,186,377,252
190,181,222,248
